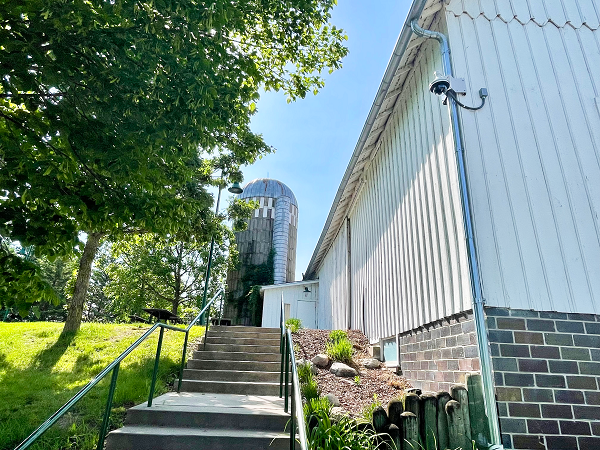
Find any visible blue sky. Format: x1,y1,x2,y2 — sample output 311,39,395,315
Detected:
233,0,412,280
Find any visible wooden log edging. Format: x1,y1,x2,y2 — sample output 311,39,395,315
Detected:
370,373,491,450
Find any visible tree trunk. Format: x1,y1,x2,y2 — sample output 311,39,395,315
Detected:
62,232,103,334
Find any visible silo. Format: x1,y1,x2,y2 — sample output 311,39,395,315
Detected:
225,178,298,324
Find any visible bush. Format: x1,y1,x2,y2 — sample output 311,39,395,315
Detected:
286,318,302,333
298,361,320,401
304,399,390,450
297,361,314,385
301,378,320,401
360,394,383,421
325,337,354,364
328,329,348,343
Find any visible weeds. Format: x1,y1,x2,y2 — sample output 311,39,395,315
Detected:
360,394,383,421
328,329,348,343
326,337,354,364
286,318,302,333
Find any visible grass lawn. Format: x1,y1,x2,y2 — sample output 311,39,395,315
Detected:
0,322,205,450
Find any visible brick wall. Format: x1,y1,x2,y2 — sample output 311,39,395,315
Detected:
398,310,481,393
486,307,600,450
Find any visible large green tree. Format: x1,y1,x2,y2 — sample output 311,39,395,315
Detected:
0,0,347,330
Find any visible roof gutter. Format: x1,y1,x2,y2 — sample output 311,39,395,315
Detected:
304,0,430,279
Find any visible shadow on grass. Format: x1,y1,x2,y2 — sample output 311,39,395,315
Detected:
1,345,181,450
33,331,76,369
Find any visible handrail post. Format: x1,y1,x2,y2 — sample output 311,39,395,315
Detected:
203,301,211,350
177,332,189,393
284,333,289,413
147,326,165,407
96,362,120,450
279,295,284,398
290,366,295,450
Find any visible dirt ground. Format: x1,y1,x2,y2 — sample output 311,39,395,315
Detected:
293,328,411,417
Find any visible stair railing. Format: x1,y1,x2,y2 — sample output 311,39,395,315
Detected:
14,287,225,450
279,294,308,450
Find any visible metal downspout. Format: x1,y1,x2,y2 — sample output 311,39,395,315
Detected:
410,20,502,448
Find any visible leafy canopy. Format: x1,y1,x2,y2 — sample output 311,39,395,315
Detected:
0,0,348,308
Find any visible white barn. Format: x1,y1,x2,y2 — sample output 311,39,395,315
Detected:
263,1,600,448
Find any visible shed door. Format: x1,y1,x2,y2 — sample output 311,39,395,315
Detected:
297,300,316,329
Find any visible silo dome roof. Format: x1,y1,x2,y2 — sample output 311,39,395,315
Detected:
238,178,298,207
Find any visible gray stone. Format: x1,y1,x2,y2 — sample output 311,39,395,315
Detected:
330,407,348,421
324,394,340,407
312,354,330,368
362,358,381,369
330,362,358,377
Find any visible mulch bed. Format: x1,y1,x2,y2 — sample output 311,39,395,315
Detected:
293,329,411,417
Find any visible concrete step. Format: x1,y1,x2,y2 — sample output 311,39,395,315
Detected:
182,368,280,383
192,351,280,362
210,326,280,334
125,406,288,431
201,343,280,353
203,336,281,346
186,359,282,372
207,330,282,340
180,379,281,396
106,426,290,450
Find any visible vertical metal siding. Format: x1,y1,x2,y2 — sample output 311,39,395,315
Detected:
446,8,600,313
318,225,348,330
318,16,473,342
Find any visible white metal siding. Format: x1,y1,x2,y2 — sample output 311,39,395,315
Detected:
318,18,473,342
318,225,348,330
446,5,600,314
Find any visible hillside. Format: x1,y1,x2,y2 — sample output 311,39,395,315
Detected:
0,322,204,450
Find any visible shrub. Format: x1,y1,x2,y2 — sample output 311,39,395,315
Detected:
360,394,383,421
304,400,391,450
328,329,348,343
297,361,314,385
285,318,302,333
301,378,320,401
325,337,354,364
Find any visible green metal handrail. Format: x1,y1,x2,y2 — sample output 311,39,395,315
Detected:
15,287,225,450
279,295,308,450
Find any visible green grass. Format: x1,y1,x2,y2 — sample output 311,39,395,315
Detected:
0,322,205,450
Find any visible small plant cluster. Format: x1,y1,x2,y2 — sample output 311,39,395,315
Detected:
325,329,354,364
298,360,320,401
303,396,394,450
285,317,302,333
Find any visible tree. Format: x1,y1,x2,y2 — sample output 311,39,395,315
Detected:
0,0,348,331
106,233,229,319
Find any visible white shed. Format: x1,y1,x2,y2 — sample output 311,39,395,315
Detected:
260,280,319,329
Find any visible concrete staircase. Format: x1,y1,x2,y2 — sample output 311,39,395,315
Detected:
105,326,289,450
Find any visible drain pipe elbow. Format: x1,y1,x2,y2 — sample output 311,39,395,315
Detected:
410,18,503,449
410,20,452,76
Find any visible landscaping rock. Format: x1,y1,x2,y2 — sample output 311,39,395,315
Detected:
324,393,340,407
363,358,381,369
312,354,330,368
330,362,358,377
330,407,348,421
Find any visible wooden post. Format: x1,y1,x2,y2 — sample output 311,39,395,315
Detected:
388,399,404,427
400,411,419,450
467,374,491,449
387,423,401,450
373,406,390,433
450,385,472,445
421,394,438,450
445,400,471,450
404,392,420,418
436,391,451,450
